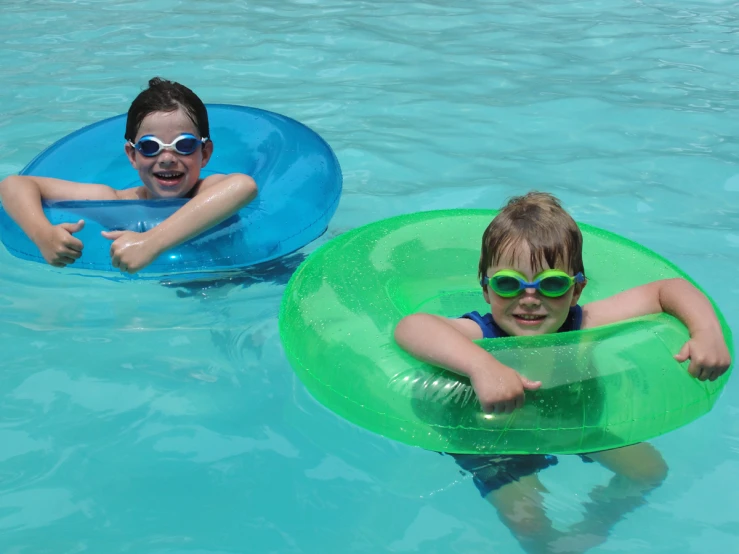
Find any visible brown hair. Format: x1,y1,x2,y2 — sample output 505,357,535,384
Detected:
125,77,209,142
478,192,585,286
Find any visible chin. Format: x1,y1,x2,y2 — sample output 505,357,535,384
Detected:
148,185,192,199
157,189,187,198
502,320,557,337
512,327,549,337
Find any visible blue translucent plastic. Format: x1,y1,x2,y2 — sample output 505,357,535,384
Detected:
0,105,342,275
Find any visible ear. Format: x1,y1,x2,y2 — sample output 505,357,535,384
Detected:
482,285,491,305
570,280,586,306
200,140,214,168
124,142,137,168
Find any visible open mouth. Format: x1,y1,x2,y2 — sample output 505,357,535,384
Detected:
153,171,185,186
513,314,547,325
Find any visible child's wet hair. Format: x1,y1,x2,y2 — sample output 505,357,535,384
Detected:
478,192,585,287
124,77,209,141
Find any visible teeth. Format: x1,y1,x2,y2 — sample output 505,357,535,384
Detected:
517,314,544,320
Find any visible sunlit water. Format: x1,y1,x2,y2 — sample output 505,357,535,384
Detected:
1,0,738,552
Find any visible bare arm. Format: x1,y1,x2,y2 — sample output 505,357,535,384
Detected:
102,173,258,273
582,278,730,380
0,175,119,266
394,313,541,413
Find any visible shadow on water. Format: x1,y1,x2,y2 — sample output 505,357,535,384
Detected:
159,251,307,297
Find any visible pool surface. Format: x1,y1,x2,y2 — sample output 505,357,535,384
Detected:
1,1,738,552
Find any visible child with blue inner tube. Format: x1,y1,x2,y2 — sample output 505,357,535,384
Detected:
395,192,731,553
0,77,257,274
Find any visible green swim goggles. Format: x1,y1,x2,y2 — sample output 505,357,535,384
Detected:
481,269,585,298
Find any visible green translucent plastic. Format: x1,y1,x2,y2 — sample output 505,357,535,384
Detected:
279,210,733,454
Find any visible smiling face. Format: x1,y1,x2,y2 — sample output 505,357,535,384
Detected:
482,241,584,337
125,108,213,199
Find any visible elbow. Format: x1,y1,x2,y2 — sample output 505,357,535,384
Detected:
0,176,13,200
658,277,699,299
237,175,258,206
394,313,431,347
219,174,258,210
393,316,411,345
394,315,417,347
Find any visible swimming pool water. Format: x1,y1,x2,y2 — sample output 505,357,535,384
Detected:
1,0,738,552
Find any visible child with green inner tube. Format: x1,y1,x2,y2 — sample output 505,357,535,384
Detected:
394,192,731,554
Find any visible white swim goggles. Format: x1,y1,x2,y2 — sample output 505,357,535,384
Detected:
129,134,209,157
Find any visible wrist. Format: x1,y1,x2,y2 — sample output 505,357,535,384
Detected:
467,356,509,382
29,221,55,245
142,228,167,258
689,321,723,338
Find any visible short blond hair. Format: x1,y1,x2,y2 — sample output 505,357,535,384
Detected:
478,192,585,286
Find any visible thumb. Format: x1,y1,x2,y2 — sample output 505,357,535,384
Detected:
674,342,691,363
520,376,542,390
101,230,125,240
59,219,85,233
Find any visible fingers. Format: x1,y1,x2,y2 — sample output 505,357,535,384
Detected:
676,339,731,382
48,244,83,266
65,235,83,253
708,366,729,381
687,359,730,381
483,394,523,415
59,219,85,234
674,343,690,363
58,247,82,261
687,359,701,379
59,255,78,265
49,254,79,267
61,237,83,256
109,251,134,274
520,377,543,390
101,230,125,240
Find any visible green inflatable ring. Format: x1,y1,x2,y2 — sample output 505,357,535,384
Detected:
279,210,733,454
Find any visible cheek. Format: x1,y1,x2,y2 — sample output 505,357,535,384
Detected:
136,159,153,173
489,295,512,314
545,295,573,319
185,156,203,173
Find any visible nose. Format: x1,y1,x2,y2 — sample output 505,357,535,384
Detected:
157,149,177,165
519,289,541,305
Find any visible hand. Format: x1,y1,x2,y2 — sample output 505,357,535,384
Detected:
471,364,542,414
675,330,732,381
101,230,161,274
37,219,85,267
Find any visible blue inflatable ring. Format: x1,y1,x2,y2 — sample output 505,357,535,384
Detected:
0,105,342,276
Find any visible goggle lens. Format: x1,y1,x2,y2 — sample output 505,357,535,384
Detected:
485,270,583,298
490,275,522,296
138,140,162,156
133,134,204,157
172,137,199,154
538,275,571,296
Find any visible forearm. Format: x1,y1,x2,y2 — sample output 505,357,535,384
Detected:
143,174,257,254
658,279,723,336
0,176,53,242
394,313,502,379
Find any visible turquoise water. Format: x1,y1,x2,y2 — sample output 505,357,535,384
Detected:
1,0,738,552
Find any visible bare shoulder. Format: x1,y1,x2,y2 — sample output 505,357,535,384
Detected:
197,173,228,191
447,315,485,340
114,186,148,200
195,172,257,194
